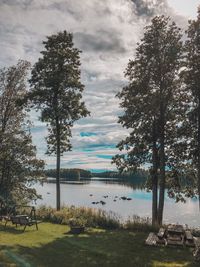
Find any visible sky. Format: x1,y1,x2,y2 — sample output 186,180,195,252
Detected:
0,0,199,172
168,0,199,18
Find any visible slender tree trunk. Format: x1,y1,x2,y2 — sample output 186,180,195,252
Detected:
0,132,5,190
158,108,165,225
56,117,61,211
197,99,200,209
152,120,158,226
1,159,6,187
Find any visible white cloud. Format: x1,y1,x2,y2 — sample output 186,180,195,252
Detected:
0,0,189,170
167,0,199,19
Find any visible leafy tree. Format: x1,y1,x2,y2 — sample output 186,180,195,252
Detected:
113,16,183,225
184,8,200,206
0,60,44,205
28,31,89,210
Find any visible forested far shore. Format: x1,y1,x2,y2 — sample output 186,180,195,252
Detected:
44,168,92,180
44,168,148,182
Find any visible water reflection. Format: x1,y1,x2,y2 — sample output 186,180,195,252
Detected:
47,177,146,190
33,177,200,227
103,179,146,190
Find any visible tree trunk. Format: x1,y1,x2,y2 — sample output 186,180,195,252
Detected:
198,99,200,209
152,120,158,226
56,117,61,211
158,109,165,225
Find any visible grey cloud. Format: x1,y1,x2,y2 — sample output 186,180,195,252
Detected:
132,0,154,17
0,0,190,169
131,0,187,28
74,31,127,53
0,23,36,37
83,73,125,92
47,1,83,21
94,6,112,17
131,0,167,17
1,0,33,6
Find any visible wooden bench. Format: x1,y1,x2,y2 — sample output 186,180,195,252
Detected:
4,205,39,232
185,230,195,247
10,214,38,232
193,237,200,262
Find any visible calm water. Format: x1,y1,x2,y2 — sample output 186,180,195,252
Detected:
32,178,200,227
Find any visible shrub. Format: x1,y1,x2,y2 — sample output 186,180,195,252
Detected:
37,206,158,231
124,215,159,232
37,205,121,229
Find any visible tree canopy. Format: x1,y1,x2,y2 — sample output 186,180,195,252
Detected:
0,60,44,205
113,15,184,225
183,8,200,206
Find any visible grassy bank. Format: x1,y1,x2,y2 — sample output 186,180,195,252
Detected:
37,205,121,230
0,222,198,267
36,205,158,232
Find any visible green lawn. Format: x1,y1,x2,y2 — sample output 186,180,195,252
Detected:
0,222,198,267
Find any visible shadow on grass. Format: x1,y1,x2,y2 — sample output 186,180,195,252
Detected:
0,224,25,234
0,221,41,234
2,230,199,267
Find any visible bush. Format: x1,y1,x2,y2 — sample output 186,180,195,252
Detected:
37,205,121,229
37,206,158,231
124,215,159,232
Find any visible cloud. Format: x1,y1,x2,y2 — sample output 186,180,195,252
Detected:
74,31,127,53
0,0,189,170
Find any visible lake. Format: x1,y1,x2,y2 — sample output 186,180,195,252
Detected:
32,178,200,227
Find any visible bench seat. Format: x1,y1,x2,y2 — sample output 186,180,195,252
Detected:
10,215,38,231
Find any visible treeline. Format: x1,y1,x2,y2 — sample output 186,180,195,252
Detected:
45,168,148,183
45,168,92,180
92,169,148,183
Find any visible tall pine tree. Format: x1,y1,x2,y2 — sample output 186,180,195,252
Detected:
28,31,89,210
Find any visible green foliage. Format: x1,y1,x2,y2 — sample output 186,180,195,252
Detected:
113,15,183,173
92,169,148,180
37,205,120,230
183,8,200,204
68,217,87,227
28,30,90,210
124,215,159,232
36,206,162,231
113,15,184,225
28,31,89,155
0,61,44,205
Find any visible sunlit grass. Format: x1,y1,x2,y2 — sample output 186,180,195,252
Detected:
152,261,189,267
0,222,198,267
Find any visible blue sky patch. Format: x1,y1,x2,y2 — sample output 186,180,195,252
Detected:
80,132,97,137
82,145,116,152
96,155,113,159
89,169,112,173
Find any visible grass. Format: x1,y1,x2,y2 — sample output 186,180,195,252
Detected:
0,222,199,267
